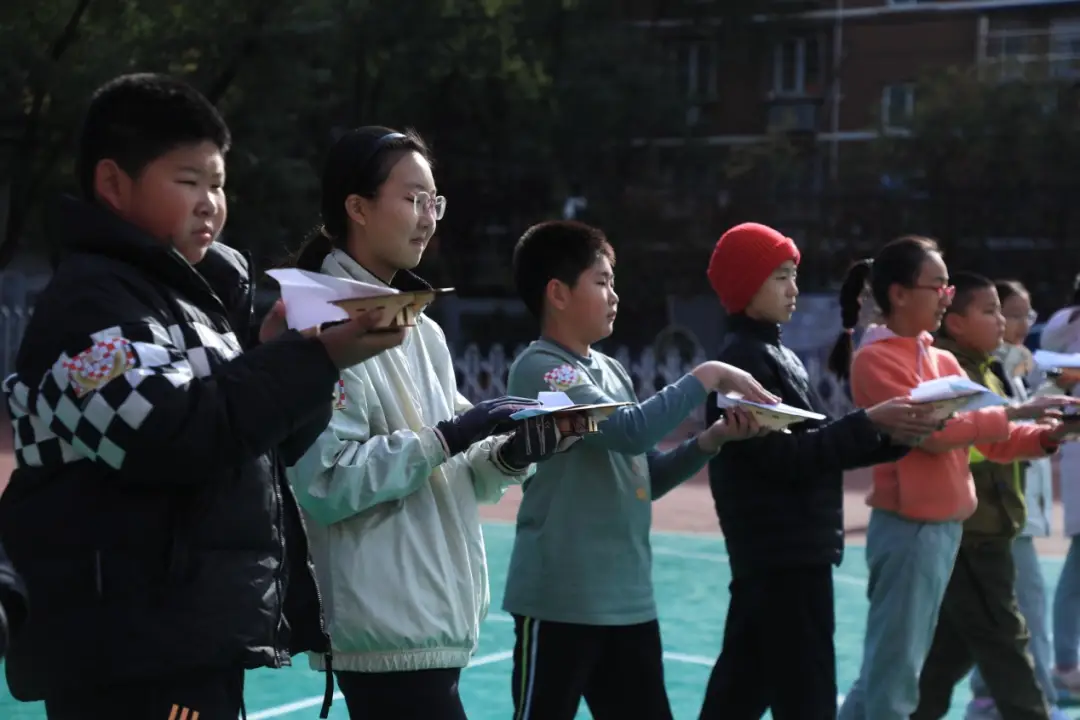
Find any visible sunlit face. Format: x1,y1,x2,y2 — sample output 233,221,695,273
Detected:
549,255,619,345
346,151,438,279
95,141,227,264
1001,291,1034,346
745,260,799,324
945,287,1006,354
889,251,953,333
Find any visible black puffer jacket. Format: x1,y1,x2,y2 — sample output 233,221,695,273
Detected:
0,539,27,661
0,196,338,701
707,314,908,578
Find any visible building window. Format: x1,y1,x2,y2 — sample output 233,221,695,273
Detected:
772,36,823,96
1051,20,1080,79
881,83,915,130
688,40,718,99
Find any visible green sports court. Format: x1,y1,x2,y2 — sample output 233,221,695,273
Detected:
1,521,1076,719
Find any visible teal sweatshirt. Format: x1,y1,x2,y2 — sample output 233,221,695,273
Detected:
502,337,711,625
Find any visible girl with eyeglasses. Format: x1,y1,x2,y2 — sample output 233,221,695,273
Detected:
285,126,575,719
830,237,1075,720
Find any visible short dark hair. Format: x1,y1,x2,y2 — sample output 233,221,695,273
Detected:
293,126,431,271
76,73,231,200
994,279,1027,305
946,270,995,316
512,220,615,319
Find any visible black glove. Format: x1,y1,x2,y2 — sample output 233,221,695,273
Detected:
496,414,585,470
434,396,541,458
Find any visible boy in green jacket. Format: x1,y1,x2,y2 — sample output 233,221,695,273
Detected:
503,219,776,720
914,271,1060,720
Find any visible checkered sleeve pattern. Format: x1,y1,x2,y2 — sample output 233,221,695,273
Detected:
4,320,242,471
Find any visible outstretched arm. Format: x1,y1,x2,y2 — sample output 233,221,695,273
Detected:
11,278,340,481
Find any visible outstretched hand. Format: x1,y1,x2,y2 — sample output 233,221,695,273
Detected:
865,397,943,438
691,361,780,405
259,300,289,344
435,396,543,458
697,407,769,453
497,412,589,469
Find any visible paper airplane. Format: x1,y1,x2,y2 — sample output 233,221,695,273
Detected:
510,391,633,434
265,268,453,331
715,393,825,431
908,375,1007,419
1034,350,1080,371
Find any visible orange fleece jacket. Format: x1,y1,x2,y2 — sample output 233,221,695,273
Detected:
850,328,1050,522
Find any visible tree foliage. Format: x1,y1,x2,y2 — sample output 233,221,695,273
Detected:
0,0,685,279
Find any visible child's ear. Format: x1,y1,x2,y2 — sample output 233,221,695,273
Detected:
93,159,131,212
546,278,570,311
942,311,963,338
344,194,369,227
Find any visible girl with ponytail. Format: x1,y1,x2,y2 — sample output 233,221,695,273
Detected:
828,259,874,380
838,237,1075,720
285,127,571,719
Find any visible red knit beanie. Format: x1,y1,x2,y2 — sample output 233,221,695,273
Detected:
707,223,801,313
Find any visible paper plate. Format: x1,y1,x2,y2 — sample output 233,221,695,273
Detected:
331,288,455,329
741,404,821,431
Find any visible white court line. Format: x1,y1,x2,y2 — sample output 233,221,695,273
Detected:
651,546,869,587
248,651,514,719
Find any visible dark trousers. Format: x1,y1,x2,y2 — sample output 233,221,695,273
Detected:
44,667,245,720
699,564,836,720
510,615,673,720
912,539,1050,720
335,668,467,720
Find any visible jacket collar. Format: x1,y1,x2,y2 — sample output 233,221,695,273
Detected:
323,248,433,293
53,195,246,318
934,335,995,374
726,312,781,347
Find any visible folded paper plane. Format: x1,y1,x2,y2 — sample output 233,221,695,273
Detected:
715,393,825,431
266,268,453,331
907,375,1006,419
1034,350,1080,371
510,391,633,434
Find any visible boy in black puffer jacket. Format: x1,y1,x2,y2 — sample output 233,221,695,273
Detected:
698,222,939,720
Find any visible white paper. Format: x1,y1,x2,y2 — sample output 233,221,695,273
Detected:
510,391,631,420
266,268,397,330
715,393,826,421
909,375,1006,411
537,391,575,408
1034,349,1080,370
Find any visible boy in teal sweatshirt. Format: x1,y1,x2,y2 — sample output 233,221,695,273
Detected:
503,220,775,720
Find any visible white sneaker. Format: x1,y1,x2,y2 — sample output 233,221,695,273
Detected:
1049,706,1071,720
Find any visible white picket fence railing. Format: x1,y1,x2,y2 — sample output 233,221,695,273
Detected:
0,303,856,425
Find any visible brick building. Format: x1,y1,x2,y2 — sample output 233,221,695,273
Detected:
615,0,1080,298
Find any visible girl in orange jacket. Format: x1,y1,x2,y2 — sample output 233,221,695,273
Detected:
831,236,1076,720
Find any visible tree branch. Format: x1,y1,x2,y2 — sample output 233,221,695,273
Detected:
0,0,94,268
204,0,286,105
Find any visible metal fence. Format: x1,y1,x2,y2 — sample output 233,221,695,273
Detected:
0,299,856,425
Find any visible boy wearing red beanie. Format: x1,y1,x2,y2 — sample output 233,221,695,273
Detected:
698,223,941,719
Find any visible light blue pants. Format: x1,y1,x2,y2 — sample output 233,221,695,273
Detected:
1054,535,1080,669
838,509,963,720
970,536,1056,704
